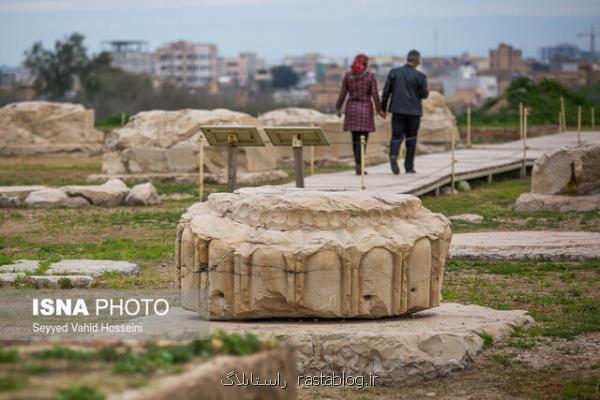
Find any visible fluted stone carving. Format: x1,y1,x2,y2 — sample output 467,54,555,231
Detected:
176,188,452,320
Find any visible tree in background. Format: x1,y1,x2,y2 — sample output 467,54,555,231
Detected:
270,65,299,89
24,33,89,100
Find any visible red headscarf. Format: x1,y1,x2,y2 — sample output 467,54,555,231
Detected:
351,53,369,75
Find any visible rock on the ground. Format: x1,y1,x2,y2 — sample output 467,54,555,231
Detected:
102,109,282,177
515,192,600,212
449,231,600,260
449,213,484,224
61,179,129,207
456,180,471,192
124,182,161,206
177,187,452,320
134,303,533,386
0,272,25,286
0,195,21,208
531,143,600,195
419,92,460,144
0,101,103,156
0,185,49,201
440,186,458,196
26,275,94,288
24,188,90,208
48,259,140,276
0,260,39,273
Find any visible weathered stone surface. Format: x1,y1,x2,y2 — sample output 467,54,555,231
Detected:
0,195,21,208
0,185,49,201
24,188,90,208
124,182,161,206
102,109,283,178
110,347,296,400
449,231,600,261
176,187,452,320
449,213,484,224
420,92,460,144
0,272,25,286
515,192,600,212
61,179,129,206
456,180,471,192
143,304,533,386
48,259,140,276
0,260,39,273
0,101,103,156
531,143,600,195
26,275,94,288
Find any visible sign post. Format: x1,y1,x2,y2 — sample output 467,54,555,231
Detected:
199,126,265,192
264,127,329,188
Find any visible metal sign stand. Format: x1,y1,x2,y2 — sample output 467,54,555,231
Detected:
264,127,329,189
199,126,265,193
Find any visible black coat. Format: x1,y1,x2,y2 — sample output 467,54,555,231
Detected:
381,64,429,116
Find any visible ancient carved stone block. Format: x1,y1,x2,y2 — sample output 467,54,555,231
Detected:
176,188,452,320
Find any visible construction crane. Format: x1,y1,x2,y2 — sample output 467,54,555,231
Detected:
577,26,596,62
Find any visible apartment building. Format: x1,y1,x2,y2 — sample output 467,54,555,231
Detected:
154,41,217,87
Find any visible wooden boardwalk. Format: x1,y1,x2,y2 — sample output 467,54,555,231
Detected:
284,131,600,195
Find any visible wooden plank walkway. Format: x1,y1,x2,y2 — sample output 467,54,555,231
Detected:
283,131,600,195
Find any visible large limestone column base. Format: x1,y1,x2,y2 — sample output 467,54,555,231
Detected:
176,187,452,320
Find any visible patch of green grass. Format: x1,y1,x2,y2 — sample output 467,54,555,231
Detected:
54,385,106,400
478,332,495,349
22,365,50,375
23,238,172,264
561,377,600,400
491,353,513,366
0,348,19,363
0,253,14,265
0,376,19,392
33,347,94,362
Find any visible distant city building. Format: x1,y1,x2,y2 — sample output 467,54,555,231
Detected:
283,53,321,75
539,43,581,62
102,40,153,75
489,43,527,72
218,52,266,88
154,41,217,87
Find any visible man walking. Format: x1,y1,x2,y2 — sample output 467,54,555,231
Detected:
381,50,429,174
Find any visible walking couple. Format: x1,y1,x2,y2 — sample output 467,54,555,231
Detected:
335,50,428,175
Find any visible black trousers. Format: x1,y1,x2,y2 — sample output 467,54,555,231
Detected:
390,114,420,172
351,131,369,165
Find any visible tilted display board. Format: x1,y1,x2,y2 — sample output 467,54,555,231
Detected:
264,126,330,188
198,126,265,192
199,126,265,147
263,126,329,147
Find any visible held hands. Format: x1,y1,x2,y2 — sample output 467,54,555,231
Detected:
378,110,387,119
336,110,342,118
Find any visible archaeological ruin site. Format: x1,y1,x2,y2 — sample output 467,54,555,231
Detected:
1,79,599,400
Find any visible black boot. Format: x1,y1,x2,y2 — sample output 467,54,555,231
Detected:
390,156,400,175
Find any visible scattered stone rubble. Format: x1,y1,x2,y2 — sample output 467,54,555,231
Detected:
0,180,160,208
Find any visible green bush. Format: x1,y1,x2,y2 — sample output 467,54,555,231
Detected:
458,78,599,127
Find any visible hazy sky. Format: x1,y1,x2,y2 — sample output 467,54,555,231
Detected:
1,0,599,66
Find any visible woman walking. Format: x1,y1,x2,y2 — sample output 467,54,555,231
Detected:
336,54,385,175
